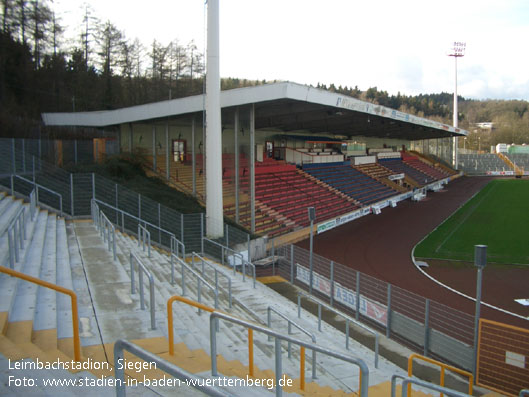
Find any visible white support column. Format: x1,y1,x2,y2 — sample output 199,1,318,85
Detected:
129,123,133,152
234,108,240,223
250,104,256,234
205,0,223,238
165,123,170,181
192,116,196,197
152,125,156,171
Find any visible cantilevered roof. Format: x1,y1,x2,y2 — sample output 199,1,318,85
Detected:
41,82,467,140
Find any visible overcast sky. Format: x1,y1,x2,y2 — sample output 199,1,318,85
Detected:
54,0,529,101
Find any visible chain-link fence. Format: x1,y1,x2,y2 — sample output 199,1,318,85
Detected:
0,139,249,254
273,243,476,372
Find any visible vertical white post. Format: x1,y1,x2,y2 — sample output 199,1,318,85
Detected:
191,116,196,196
205,0,223,238
234,108,240,223
152,125,156,171
165,123,170,181
250,105,256,234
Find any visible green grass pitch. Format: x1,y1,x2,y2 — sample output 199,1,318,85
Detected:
414,179,529,265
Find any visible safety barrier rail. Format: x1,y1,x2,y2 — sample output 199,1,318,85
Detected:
137,223,151,258
210,310,370,397
11,174,63,217
408,354,473,397
5,206,26,269
191,252,232,308
297,291,379,368
91,200,116,261
0,266,81,361
171,253,219,311
93,199,176,246
166,295,369,396
29,189,36,221
203,237,256,288
130,251,156,330
171,235,186,260
391,374,470,397
113,339,234,397
267,306,317,386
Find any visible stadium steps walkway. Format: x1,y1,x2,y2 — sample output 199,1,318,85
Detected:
0,195,441,396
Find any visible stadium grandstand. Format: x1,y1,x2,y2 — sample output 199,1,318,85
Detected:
2,82,527,396
41,82,463,240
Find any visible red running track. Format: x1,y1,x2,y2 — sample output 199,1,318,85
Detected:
296,176,529,329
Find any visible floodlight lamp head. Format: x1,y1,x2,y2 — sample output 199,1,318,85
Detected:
449,41,466,57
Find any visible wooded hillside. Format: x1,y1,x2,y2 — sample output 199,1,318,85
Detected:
1,1,527,150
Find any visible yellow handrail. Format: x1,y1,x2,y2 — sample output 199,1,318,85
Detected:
408,353,473,397
0,266,81,362
167,295,309,389
167,296,215,356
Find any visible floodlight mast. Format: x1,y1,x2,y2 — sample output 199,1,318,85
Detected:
448,41,466,167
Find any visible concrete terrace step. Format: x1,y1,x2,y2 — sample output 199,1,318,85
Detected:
110,229,308,379
6,211,50,345
71,222,165,345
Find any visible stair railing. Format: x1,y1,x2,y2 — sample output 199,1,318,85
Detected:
5,205,26,269
113,339,233,397
10,174,63,217
210,310,370,397
298,291,379,369
91,199,116,261
137,223,151,257
391,374,470,397
130,251,156,330
170,253,219,311
191,252,232,308
166,295,370,397
170,235,186,260
267,306,317,387
408,353,473,397
202,237,256,288
0,266,81,361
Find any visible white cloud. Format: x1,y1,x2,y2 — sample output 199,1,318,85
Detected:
54,0,529,100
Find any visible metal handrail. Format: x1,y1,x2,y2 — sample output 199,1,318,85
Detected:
298,291,379,368
92,198,176,249
210,310,370,397
137,223,151,258
408,354,473,397
100,210,116,261
0,266,81,361
6,206,26,269
171,253,219,310
391,374,470,397
167,295,217,356
267,306,317,387
91,200,116,261
203,238,255,288
29,189,36,221
113,339,234,397
171,235,186,259
130,251,156,330
11,174,63,217
191,252,232,308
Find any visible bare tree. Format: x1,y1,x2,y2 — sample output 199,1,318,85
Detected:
29,0,52,68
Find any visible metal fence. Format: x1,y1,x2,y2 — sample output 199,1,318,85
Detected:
273,244,476,372
0,139,249,254
2,137,118,167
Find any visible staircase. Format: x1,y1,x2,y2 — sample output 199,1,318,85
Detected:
0,191,479,396
497,152,523,175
